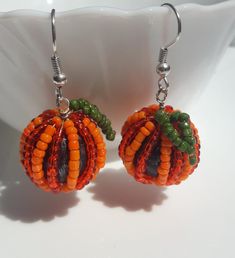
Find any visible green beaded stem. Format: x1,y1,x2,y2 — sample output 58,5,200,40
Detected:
69,98,116,141
155,109,197,165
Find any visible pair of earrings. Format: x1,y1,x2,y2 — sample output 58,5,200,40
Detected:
20,3,200,193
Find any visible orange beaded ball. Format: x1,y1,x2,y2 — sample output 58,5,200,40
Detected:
20,98,115,193
119,104,200,186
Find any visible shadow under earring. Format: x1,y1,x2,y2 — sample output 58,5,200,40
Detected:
19,9,115,193
118,3,200,186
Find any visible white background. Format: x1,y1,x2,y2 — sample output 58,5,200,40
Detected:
0,47,234,258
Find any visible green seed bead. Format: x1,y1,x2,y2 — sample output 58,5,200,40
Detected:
164,125,174,135
93,104,99,112
183,128,192,137
170,111,181,122
189,155,197,165
102,125,110,133
187,145,195,155
168,130,178,141
90,108,98,119
98,115,107,127
69,99,80,110
178,121,190,130
155,110,165,123
162,122,171,129
96,112,102,122
173,137,182,147
83,99,90,105
179,112,190,122
83,105,90,115
77,98,86,108
106,131,116,141
178,141,188,152
103,118,111,129
105,127,113,134
159,114,170,125
184,136,196,145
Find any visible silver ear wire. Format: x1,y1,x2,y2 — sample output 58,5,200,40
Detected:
50,9,69,116
51,9,67,85
156,3,182,108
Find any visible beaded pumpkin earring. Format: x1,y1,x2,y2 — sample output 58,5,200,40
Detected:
20,9,115,192
118,3,200,186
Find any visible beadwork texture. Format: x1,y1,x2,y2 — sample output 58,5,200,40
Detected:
119,104,200,186
20,109,107,192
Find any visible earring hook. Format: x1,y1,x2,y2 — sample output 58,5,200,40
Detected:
51,9,57,55
161,3,182,49
50,9,69,116
155,3,182,108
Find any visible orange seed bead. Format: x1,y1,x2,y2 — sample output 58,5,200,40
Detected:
82,117,90,126
160,154,171,162
32,164,43,172
40,133,52,144
160,162,171,170
52,116,62,127
92,128,100,137
66,126,77,135
97,149,106,157
31,156,43,165
70,150,80,161
69,160,79,170
36,140,48,151
68,140,79,150
87,122,96,132
68,134,79,141
130,140,141,151
44,125,56,136
97,156,105,163
140,127,150,136
33,171,44,180
33,117,43,126
97,142,105,150
157,167,169,176
161,147,172,155
135,132,146,143
145,121,155,132
64,119,74,128
27,122,35,131
138,111,146,120
69,170,79,179
33,148,45,158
